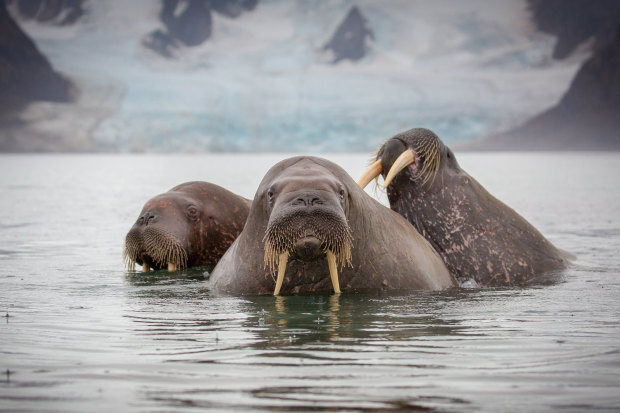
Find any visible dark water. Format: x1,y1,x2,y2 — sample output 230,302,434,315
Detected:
1,153,619,412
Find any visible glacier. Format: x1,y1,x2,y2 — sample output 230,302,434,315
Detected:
13,0,589,152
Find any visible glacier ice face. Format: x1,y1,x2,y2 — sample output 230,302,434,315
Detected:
14,0,589,152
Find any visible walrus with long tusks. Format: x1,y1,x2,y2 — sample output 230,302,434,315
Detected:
358,128,570,287
124,181,251,272
209,156,456,295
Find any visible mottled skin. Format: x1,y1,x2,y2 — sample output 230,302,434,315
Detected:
209,156,456,295
376,128,569,287
125,181,251,270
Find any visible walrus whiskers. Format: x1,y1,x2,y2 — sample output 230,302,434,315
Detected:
141,227,188,271
415,135,441,187
263,209,353,294
123,230,143,271
123,212,188,272
123,250,136,271
263,225,352,275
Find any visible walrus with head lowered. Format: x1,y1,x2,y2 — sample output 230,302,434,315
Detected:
124,181,251,272
209,156,456,295
358,128,570,287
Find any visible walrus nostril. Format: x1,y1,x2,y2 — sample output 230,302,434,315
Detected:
141,213,156,225
292,195,323,207
139,212,157,225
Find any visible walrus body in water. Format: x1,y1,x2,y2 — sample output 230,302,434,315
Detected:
358,128,570,287
209,156,456,295
124,181,251,272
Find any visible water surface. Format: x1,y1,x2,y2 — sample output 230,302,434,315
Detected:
1,153,619,412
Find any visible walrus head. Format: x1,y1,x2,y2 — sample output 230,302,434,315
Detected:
261,162,353,295
357,128,457,194
123,193,193,272
124,182,250,273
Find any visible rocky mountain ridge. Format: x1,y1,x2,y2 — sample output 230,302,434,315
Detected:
461,0,620,151
0,1,73,117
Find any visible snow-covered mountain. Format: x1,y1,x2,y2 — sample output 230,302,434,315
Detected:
5,0,589,152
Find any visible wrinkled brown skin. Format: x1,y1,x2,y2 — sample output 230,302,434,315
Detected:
209,156,456,295
126,181,251,270
377,128,570,287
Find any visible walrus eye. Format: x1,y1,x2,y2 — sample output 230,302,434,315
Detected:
339,189,345,200
186,206,199,220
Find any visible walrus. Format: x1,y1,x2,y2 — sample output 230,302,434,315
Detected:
358,128,570,287
209,156,456,295
124,181,251,272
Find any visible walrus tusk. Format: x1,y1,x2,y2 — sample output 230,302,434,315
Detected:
142,264,150,272
384,149,415,188
357,159,383,189
326,250,341,294
273,251,289,296
168,263,177,272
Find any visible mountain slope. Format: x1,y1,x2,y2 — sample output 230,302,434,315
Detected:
460,0,620,151
0,1,73,114
2,0,590,152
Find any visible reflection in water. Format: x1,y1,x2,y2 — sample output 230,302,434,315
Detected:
120,276,480,410
118,271,620,411
125,269,465,351
243,292,464,350
125,266,209,285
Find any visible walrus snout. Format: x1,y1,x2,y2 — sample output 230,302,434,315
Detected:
263,201,353,295
293,236,324,261
124,225,188,272
358,129,443,190
357,138,415,189
380,138,408,177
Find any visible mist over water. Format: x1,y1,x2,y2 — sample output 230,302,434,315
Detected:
1,153,619,412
